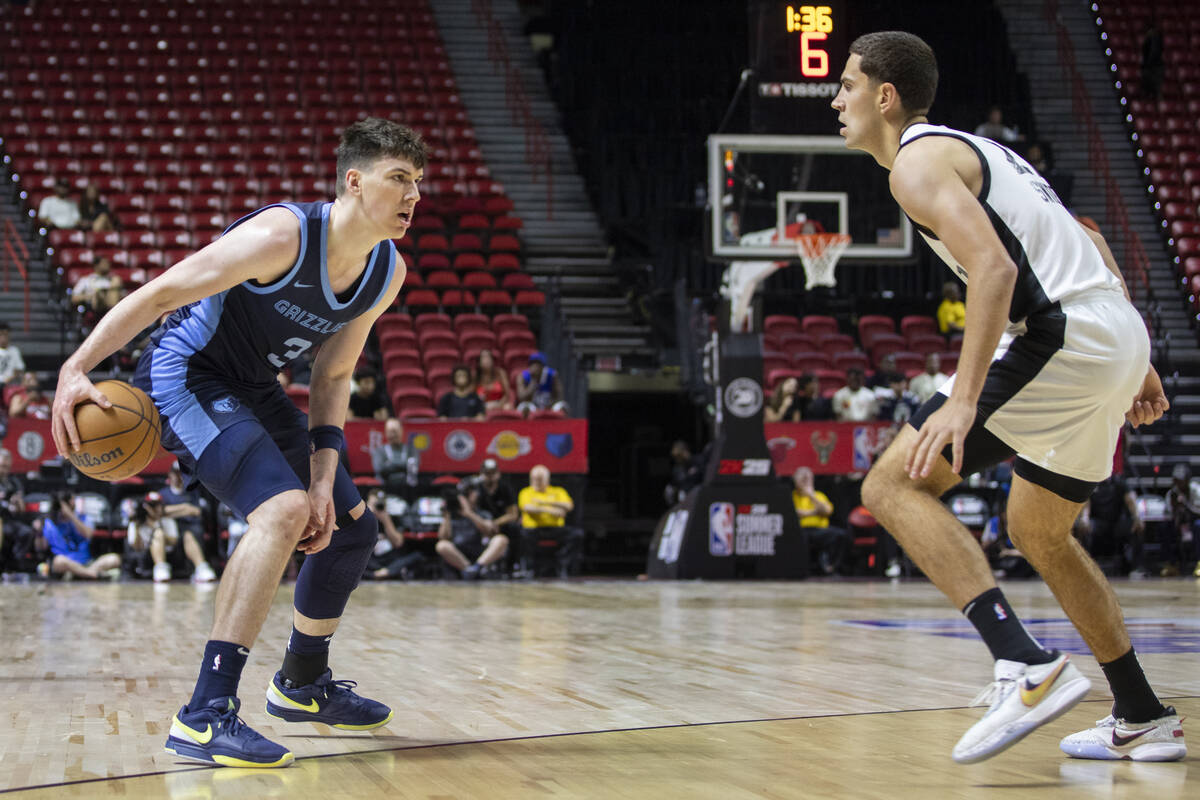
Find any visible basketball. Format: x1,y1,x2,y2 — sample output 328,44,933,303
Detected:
68,380,162,481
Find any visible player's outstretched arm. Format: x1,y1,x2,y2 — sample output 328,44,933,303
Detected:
889,140,1018,477
51,208,302,456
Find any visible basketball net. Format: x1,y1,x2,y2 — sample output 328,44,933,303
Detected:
793,232,851,290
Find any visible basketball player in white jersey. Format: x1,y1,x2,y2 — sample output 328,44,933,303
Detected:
833,32,1185,764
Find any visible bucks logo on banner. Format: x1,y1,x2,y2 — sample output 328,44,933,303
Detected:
709,502,735,556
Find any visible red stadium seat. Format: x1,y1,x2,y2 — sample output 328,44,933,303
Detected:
899,315,939,338
906,334,946,356
477,289,514,310
831,351,870,373
763,315,803,336
815,333,855,355
791,351,832,371
800,315,838,337
857,315,895,348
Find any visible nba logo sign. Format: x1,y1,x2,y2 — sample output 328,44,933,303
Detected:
709,502,735,556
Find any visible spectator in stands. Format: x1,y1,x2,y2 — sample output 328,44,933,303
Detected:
473,348,512,410
867,353,903,391
127,491,217,583
1141,21,1164,100
832,368,877,422
0,322,25,388
981,493,1034,579
664,440,704,506
40,489,122,580
515,352,567,416
8,371,50,420
437,364,486,420
371,418,420,496
474,458,521,541
973,106,1023,144
909,353,950,403
877,373,921,426
797,373,834,420
364,488,424,581
77,185,117,232
36,178,80,229
71,256,125,318
160,460,209,557
348,369,391,421
518,464,583,578
937,282,966,334
0,447,36,575
791,467,850,575
435,482,509,580
765,376,802,423
1078,473,1144,576
1165,463,1200,578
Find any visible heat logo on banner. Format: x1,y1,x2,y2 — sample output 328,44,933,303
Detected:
709,502,735,556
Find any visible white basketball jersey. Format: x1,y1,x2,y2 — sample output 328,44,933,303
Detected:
897,123,1122,326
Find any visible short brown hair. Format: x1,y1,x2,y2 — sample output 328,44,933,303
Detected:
849,32,938,116
335,117,429,197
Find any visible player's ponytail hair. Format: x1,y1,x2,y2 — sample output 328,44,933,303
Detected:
849,31,938,116
335,117,429,197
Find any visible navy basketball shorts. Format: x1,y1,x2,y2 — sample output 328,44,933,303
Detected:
133,362,360,522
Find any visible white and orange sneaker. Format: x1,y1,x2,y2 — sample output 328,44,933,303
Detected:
1060,706,1186,762
952,653,1091,764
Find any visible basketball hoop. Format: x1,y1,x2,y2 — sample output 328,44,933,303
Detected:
792,233,851,290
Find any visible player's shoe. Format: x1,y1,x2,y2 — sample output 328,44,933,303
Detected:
952,653,1091,764
265,669,393,730
1059,706,1186,762
164,697,293,768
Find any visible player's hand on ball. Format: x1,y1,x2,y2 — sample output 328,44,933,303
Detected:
51,367,111,455
907,396,975,479
1125,365,1169,428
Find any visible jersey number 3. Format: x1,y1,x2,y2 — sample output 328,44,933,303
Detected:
267,337,311,368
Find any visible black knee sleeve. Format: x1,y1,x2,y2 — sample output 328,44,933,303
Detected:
293,508,378,620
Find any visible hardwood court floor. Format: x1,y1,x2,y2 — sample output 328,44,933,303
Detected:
0,578,1196,798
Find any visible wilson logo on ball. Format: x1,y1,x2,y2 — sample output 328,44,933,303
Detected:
68,446,126,468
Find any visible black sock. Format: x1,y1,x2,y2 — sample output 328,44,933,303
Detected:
281,627,330,687
962,588,1056,665
1100,648,1165,723
189,640,249,708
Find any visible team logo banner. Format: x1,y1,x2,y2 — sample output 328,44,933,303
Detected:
764,421,893,474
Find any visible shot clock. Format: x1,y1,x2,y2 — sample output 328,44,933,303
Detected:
749,1,847,133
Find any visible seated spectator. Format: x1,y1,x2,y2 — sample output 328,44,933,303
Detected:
664,440,704,506
473,458,521,540
40,490,122,580
77,184,117,232
474,348,512,410
1165,464,1200,578
1078,473,1144,576
832,368,877,422
518,464,584,578
981,494,1033,578
937,282,965,334
8,371,51,420
876,373,921,426
37,178,81,229
791,467,850,575
434,483,509,580
867,353,903,391
71,256,125,318
909,353,949,403
765,377,802,423
437,364,486,420
159,460,210,555
0,321,25,388
127,491,216,583
796,373,833,420
371,418,420,496
364,488,424,580
973,106,1023,143
348,369,391,420
0,447,37,575
515,352,568,416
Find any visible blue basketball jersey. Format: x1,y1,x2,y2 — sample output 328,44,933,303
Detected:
146,202,396,388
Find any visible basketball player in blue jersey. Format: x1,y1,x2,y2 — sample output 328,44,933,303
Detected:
832,34,1185,764
51,118,424,768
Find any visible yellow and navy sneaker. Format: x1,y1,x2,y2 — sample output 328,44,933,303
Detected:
265,669,393,730
164,697,293,768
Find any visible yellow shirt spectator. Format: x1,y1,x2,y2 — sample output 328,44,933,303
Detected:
519,485,572,528
937,298,966,334
792,489,832,528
